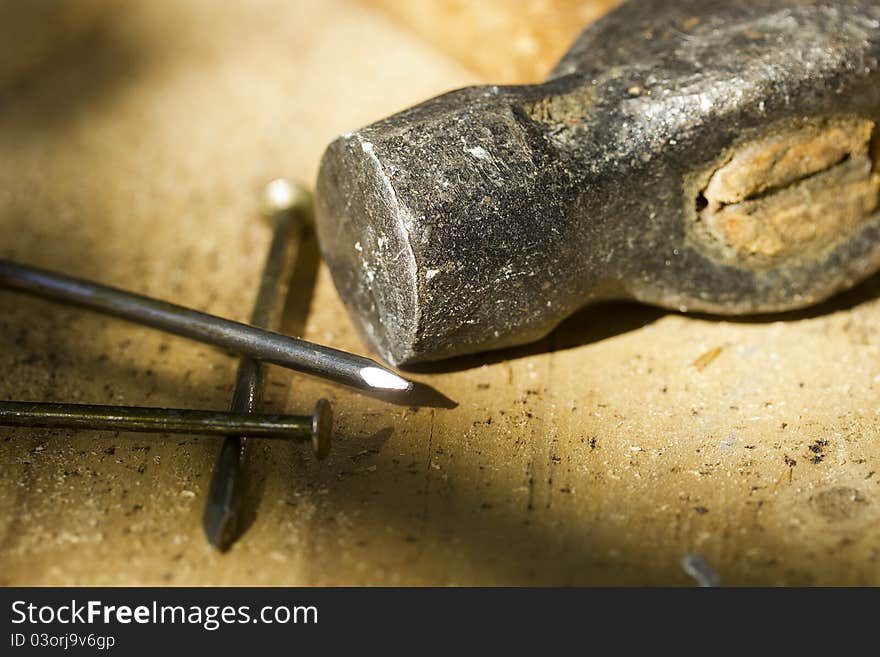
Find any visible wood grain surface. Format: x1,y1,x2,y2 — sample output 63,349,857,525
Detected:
1,0,879,586
368,0,623,82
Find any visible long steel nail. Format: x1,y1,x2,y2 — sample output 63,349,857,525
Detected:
0,262,412,393
204,179,309,550
0,399,332,452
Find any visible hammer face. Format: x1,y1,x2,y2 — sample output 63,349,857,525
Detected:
317,0,880,366
316,127,421,365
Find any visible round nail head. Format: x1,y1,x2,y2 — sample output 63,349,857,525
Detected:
310,398,332,460
262,178,313,221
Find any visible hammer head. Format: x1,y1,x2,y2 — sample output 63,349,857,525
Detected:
316,0,880,366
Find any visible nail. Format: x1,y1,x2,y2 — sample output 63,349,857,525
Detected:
204,179,308,550
0,261,412,393
0,399,332,454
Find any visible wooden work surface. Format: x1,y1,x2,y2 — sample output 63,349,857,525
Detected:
1,0,879,586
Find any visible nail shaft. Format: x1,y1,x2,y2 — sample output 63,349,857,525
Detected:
0,401,315,439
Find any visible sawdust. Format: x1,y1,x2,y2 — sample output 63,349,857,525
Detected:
692,346,724,371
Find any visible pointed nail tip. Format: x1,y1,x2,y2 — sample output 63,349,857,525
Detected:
202,526,225,550
202,507,236,551
205,536,225,551
204,528,235,552
359,365,414,391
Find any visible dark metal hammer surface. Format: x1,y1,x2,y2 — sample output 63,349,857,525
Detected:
316,0,880,365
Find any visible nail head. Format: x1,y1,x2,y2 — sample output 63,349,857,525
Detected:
262,178,313,222
310,398,332,460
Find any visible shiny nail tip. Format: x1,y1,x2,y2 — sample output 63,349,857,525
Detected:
358,366,412,391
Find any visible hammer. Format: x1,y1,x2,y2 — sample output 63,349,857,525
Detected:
316,0,880,366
